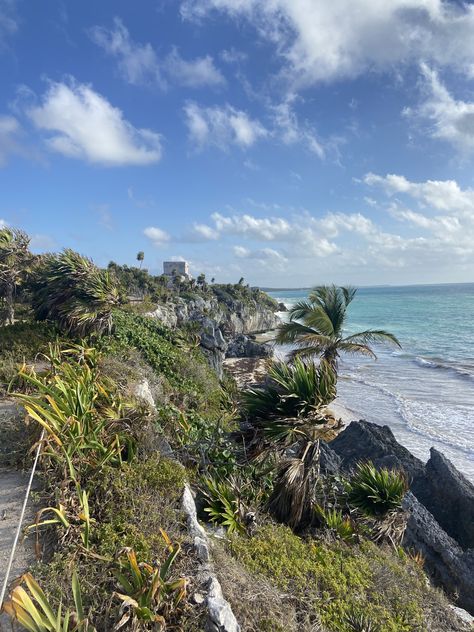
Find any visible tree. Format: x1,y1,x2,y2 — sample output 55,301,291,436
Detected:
31,249,124,336
276,285,400,369
211,277,215,284
197,273,206,287
0,227,33,324
238,277,244,285
136,251,144,269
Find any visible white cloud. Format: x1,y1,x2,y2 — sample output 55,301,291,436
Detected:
181,1,474,84
271,96,325,158
404,64,474,154
90,17,224,89
27,79,162,166
192,223,220,240
0,0,18,47
0,218,7,228
0,115,22,166
89,18,161,86
365,172,474,256
144,226,171,246
166,47,225,87
184,102,268,150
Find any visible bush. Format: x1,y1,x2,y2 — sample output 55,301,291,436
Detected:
31,250,124,335
347,462,408,517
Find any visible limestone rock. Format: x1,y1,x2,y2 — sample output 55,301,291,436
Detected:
329,420,425,482
411,448,474,551
403,492,474,615
225,334,272,359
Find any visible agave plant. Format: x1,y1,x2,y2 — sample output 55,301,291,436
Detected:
345,609,381,632
113,532,187,629
347,461,408,517
31,249,124,336
2,571,95,631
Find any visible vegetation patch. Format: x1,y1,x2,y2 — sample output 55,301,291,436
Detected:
228,523,459,632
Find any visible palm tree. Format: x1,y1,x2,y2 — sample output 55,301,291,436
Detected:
276,285,400,369
136,251,144,269
0,227,33,325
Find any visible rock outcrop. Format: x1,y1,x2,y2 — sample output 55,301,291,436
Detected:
328,420,425,482
147,294,277,377
411,448,474,551
403,492,474,614
226,334,272,359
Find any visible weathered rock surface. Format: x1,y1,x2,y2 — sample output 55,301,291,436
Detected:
225,334,272,359
329,420,425,482
411,448,474,551
403,492,474,615
198,318,228,379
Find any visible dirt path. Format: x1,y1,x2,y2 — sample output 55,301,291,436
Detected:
0,401,37,629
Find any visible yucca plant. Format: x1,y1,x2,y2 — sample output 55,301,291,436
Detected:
2,571,95,631
113,532,187,629
345,609,381,632
31,249,124,336
347,462,408,517
201,475,247,534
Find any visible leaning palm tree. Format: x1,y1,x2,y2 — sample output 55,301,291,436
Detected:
276,285,400,369
31,249,124,336
0,227,33,324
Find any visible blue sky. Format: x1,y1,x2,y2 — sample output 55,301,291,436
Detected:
2,0,474,286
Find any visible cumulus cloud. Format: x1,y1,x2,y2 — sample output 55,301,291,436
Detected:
404,64,474,154
27,79,162,166
181,1,474,84
364,172,474,256
144,226,171,246
89,17,224,89
184,102,268,150
233,244,288,267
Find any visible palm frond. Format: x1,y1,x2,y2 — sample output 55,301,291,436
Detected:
343,329,401,348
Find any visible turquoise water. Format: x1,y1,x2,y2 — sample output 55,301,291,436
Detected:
269,284,474,482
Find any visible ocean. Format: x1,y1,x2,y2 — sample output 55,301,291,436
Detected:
268,283,474,483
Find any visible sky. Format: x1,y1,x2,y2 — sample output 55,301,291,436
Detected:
2,0,474,287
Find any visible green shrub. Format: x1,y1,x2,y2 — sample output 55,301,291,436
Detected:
348,462,408,517
229,524,428,632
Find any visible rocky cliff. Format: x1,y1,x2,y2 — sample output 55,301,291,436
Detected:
147,293,278,378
